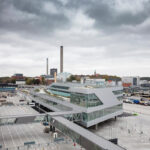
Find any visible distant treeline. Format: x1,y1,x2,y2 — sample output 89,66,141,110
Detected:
0,77,16,84
0,77,43,85
67,74,121,82
90,74,121,81
0,74,121,84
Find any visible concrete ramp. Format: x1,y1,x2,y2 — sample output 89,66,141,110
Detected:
15,116,36,124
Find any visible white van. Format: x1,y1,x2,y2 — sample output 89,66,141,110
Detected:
29,102,35,107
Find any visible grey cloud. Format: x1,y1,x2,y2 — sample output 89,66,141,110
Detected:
0,0,69,36
1,0,150,37
85,0,150,33
66,0,150,33
0,0,150,77
86,2,147,25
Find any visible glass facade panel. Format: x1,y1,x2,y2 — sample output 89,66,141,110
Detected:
82,113,88,122
47,89,70,97
34,116,45,122
39,97,72,111
117,96,124,101
112,90,123,95
48,88,103,108
50,118,106,150
51,85,69,90
70,93,103,108
50,118,80,141
87,94,103,107
0,118,16,125
0,87,16,92
70,93,88,107
82,104,122,122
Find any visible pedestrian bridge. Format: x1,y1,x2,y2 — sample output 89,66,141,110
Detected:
0,110,82,125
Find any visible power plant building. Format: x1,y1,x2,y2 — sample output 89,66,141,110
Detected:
50,68,57,77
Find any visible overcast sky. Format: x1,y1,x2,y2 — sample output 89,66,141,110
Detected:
0,0,150,77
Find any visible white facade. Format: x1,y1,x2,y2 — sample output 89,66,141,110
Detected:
80,78,106,86
57,72,71,82
139,80,148,85
16,80,26,85
106,81,117,86
117,81,122,86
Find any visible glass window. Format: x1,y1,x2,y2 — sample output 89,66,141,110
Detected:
0,118,16,125
47,89,70,98
82,113,88,122
34,116,45,122
117,96,124,101
82,104,123,122
51,119,80,142
39,97,72,111
70,93,88,107
70,93,103,108
87,94,103,107
51,85,69,90
51,90,70,97
112,90,123,95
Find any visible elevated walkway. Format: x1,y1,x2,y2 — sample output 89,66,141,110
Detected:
0,110,82,125
51,116,125,150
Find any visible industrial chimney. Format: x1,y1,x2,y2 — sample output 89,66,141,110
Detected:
60,46,63,73
54,72,57,83
46,58,48,75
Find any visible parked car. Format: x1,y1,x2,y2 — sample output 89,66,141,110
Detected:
123,99,133,104
140,100,150,106
2,95,7,98
140,100,146,105
133,99,140,104
19,99,25,102
28,102,35,107
147,101,150,106
43,122,49,126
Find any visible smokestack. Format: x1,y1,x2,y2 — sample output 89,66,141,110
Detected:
54,72,57,83
60,46,63,73
46,58,48,75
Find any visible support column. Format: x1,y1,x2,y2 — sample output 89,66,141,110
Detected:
50,125,53,131
95,124,98,130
